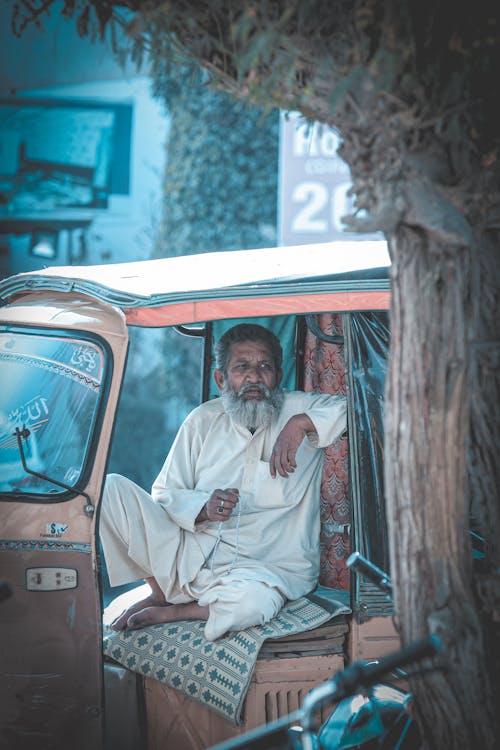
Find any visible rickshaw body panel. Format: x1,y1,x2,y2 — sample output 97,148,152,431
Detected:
0,292,128,750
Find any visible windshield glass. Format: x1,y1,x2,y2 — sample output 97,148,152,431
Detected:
0,330,107,497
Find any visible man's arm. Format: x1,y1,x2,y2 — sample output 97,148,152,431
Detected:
152,413,210,530
270,393,347,478
270,413,316,478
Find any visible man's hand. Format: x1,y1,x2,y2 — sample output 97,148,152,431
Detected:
270,414,317,478
197,488,239,522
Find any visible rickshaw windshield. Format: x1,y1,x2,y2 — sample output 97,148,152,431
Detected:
0,329,107,497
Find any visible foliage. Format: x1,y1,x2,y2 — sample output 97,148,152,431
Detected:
150,60,279,256
108,52,279,486
10,0,500,238
108,327,204,487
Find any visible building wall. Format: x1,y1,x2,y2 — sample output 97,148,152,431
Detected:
0,3,169,277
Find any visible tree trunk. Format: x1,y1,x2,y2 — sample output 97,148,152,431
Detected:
385,225,500,748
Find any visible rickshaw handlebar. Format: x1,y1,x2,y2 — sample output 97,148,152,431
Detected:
300,634,442,729
207,634,443,750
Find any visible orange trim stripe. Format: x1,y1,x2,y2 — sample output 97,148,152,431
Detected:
124,290,391,327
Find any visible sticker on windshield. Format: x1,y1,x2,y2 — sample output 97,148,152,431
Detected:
70,344,100,374
8,395,50,436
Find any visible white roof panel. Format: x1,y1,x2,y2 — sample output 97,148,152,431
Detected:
0,241,390,309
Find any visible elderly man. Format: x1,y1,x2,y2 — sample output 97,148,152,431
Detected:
101,323,346,641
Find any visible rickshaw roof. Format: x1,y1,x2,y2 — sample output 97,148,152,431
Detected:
0,241,389,303
0,241,391,326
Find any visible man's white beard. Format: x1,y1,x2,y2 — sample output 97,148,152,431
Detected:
221,383,284,430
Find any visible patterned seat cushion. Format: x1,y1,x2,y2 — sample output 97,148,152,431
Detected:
103,592,350,724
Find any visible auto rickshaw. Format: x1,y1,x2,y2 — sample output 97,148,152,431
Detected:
0,240,399,750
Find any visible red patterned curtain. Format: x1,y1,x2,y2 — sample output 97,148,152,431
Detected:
303,314,350,590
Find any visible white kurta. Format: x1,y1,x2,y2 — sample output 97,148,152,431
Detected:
101,391,346,639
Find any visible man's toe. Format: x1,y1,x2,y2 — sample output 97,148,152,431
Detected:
110,611,129,630
126,607,152,629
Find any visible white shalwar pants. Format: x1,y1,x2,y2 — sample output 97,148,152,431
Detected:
100,474,284,640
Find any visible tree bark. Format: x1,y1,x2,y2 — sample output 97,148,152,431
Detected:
385,225,500,748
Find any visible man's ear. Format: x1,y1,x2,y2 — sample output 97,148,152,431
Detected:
213,368,225,392
276,368,283,387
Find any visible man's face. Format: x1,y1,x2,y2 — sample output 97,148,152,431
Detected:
214,340,282,398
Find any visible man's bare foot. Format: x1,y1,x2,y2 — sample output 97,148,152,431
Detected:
126,602,209,630
110,592,168,631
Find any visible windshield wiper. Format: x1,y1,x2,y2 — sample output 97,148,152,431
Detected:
14,426,95,516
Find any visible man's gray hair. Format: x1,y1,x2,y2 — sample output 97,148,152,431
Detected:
214,324,283,374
